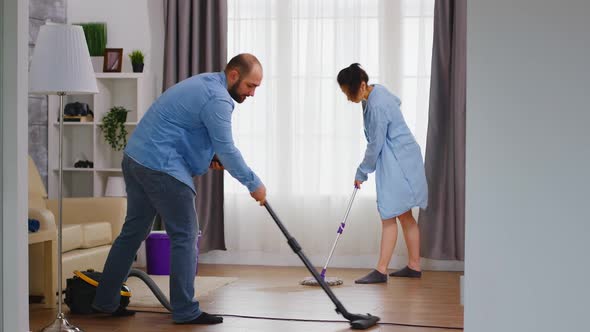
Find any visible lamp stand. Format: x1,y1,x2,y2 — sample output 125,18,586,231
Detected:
40,92,84,332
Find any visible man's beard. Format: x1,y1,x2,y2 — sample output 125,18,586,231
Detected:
228,79,246,103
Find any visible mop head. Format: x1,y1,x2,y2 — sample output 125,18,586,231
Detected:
300,276,343,286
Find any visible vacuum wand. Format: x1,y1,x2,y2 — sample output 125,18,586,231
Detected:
263,201,380,330
320,187,358,279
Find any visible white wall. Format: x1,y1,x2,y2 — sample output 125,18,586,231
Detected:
68,0,165,94
465,0,590,331
1,0,30,331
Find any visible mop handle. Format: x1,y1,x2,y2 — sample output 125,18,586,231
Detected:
321,187,358,278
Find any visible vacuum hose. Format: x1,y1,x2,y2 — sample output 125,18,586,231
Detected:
128,269,173,312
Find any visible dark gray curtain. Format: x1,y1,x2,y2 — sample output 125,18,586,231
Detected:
163,0,228,252
418,0,466,261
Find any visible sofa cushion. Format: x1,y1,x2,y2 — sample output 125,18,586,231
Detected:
80,222,113,248
62,224,83,253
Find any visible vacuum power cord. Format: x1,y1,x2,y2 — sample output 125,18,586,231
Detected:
133,309,463,330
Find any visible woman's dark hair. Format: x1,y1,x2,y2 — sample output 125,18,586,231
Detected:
337,63,369,96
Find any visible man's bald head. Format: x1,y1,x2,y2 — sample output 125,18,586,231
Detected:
225,53,262,77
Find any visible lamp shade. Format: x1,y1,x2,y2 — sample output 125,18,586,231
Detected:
29,23,98,95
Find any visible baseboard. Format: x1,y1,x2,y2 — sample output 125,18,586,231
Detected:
198,250,464,271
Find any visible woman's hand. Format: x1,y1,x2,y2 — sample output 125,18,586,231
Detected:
354,180,363,189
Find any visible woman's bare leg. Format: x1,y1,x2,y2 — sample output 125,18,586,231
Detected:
376,217,398,274
398,210,421,271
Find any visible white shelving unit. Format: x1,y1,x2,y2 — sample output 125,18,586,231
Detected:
48,72,155,198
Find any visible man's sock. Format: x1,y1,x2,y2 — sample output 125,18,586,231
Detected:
388,266,422,278
176,312,223,325
354,269,388,284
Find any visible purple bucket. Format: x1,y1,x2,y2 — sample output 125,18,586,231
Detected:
145,230,202,275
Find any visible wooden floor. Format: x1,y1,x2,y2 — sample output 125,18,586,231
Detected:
30,264,464,331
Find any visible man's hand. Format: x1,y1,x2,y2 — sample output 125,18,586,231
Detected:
250,185,267,206
354,180,363,189
209,160,224,170
209,155,224,171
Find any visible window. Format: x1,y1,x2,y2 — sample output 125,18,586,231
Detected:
226,0,434,197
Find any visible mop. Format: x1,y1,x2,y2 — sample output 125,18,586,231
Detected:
300,187,358,286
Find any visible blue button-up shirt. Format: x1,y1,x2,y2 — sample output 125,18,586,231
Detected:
124,72,262,193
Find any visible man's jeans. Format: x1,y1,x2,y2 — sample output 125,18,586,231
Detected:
93,154,201,322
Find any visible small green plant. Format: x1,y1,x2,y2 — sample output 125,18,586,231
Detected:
128,50,144,65
99,106,129,151
77,22,107,56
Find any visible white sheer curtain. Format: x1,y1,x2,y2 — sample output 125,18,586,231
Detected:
200,0,434,268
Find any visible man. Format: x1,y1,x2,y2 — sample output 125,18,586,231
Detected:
92,53,266,325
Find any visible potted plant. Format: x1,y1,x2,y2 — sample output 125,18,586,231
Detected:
99,106,130,151
129,50,145,73
78,22,107,72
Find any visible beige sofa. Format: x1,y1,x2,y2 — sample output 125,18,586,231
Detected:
28,157,126,306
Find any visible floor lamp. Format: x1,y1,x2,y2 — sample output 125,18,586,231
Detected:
29,23,98,332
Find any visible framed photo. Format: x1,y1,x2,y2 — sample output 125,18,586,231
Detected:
103,48,123,72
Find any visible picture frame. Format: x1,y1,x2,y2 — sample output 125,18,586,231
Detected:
103,48,123,72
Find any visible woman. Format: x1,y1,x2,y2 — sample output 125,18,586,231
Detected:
337,63,428,284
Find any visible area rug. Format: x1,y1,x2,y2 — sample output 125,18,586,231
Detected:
125,275,237,308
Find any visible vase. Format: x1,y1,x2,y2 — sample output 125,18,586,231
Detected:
115,111,128,123
132,63,144,73
105,176,126,197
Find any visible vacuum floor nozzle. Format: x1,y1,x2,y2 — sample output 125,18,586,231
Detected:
348,313,380,330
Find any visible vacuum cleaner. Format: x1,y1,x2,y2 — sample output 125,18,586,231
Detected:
64,269,173,314
264,200,380,330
